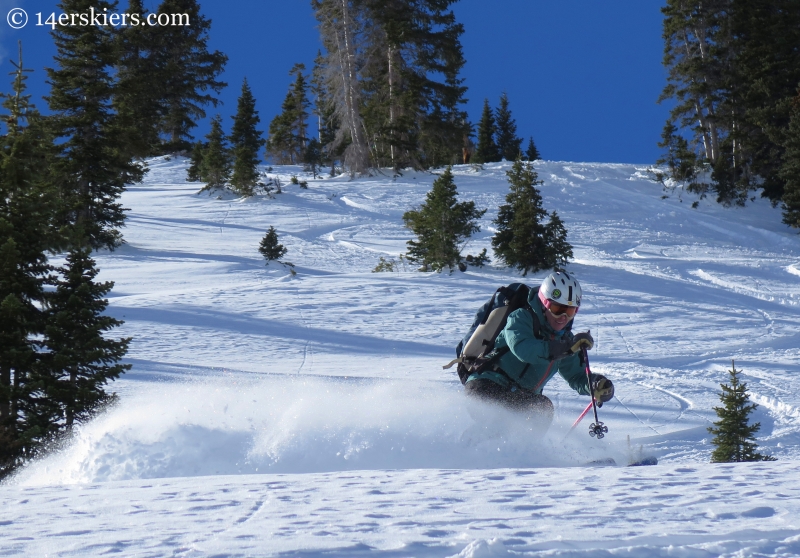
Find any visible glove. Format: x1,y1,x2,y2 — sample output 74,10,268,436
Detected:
570,332,594,354
591,375,614,407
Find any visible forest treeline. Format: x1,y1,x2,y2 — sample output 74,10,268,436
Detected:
657,0,800,227
0,0,228,478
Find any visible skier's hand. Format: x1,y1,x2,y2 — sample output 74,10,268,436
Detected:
591,375,614,407
570,332,594,353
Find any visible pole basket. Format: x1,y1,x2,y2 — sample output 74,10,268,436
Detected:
589,422,608,439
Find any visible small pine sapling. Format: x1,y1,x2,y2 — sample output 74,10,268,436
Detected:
708,360,776,463
258,226,288,265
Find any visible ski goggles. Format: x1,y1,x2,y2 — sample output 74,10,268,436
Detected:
543,299,579,318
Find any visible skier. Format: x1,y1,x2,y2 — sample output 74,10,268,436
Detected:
464,271,614,430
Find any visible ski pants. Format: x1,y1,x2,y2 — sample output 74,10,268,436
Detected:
465,378,554,426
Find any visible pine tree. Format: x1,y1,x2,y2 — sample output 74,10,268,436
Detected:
0,44,59,475
229,78,264,197
199,115,230,190
492,157,573,275
47,0,145,250
150,0,227,152
112,0,160,160
495,92,522,161
312,0,469,173
43,248,130,429
781,91,800,228
258,226,288,263
525,137,540,161
472,99,500,164
304,138,322,178
186,141,206,182
267,64,310,164
310,50,338,170
708,361,776,463
402,167,485,272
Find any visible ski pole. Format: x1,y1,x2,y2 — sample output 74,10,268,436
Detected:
582,341,608,439
568,400,594,433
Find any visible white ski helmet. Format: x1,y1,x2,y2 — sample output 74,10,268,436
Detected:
539,271,582,308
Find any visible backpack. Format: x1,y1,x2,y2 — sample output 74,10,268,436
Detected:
444,283,542,385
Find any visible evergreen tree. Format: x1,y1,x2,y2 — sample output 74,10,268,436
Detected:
267,64,310,164
708,361,776,463
150,0,228,152
258,226,287,263
656,122,701,192
112,0,160,160
186,141,206,182
198,115,231,190
310,50,338,170
313,0,469,172
43,249,130,429
495,92,522,161
472,99,500,164
525,137,540,161
229,78,264,197
402,167,485,272
47,0,145,250
492,157,573,275
781,91,800,228
659,0,800,209
0,44,59,475
304,138,322,178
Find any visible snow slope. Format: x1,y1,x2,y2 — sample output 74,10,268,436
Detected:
2,157,800,556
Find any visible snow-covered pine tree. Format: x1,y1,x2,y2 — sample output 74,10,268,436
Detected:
492,157,573,275
495,92,522,161
708,360,775,463
472,99,500,164
199,115,231,190
258,226,288,264
525,137,540,161
229,78,264,197
402,167,485,272
149,0,227,153
43,248,131,429
47,0,144,250
0,45,59,476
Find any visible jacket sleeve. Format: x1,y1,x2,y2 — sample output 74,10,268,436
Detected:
503,308,550,364
558,352,591,395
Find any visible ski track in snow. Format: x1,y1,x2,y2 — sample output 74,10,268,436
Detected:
3,157,800,556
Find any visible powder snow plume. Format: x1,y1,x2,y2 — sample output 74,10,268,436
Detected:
9,374,610,485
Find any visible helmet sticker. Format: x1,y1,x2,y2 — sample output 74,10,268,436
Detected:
552,288,562,299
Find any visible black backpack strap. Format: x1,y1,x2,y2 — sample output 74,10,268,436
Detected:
525,304,543,340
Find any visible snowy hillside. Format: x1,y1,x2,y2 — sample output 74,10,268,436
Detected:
3,158,800,556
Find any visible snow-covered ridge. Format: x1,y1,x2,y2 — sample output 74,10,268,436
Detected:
3,157,800,556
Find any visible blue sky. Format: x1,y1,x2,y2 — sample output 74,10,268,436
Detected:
0,0,669,164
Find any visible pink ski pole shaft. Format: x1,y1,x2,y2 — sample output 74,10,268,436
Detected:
569,400,594,433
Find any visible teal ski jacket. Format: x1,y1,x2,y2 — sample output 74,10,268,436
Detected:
466,288,591,395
